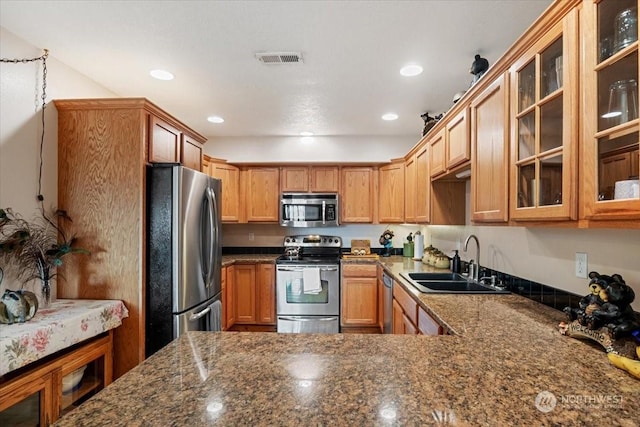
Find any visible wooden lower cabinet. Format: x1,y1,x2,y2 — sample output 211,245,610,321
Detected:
0,332,113,426
232,263,275,326
341,263,378,329
225,265,236,329
392,283,418,335
418,307,443,336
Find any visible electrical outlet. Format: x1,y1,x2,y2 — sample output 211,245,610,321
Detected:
248,232,255,241
575,252,588,278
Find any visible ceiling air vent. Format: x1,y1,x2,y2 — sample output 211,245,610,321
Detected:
255,52,303,64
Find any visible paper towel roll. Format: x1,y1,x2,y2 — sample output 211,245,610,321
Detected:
413,234,424,260
614,179,640,200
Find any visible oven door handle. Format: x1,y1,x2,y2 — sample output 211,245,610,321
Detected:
278,316,337,322
189,306,212,321
277,267,338,272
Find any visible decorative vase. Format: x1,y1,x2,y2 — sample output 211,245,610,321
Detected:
41,278,51,307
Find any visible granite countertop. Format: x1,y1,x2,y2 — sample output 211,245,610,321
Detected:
54,256,640,426
221,254,279,266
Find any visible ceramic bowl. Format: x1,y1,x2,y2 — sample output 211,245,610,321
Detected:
62,365,87,393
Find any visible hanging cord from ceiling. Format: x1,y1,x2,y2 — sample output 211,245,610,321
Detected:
1,49,51,221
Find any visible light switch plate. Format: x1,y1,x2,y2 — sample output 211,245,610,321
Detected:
575,252,588,279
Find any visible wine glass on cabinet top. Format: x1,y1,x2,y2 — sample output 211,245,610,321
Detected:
596,0,639,202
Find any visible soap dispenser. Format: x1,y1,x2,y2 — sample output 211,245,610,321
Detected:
451,250,461,273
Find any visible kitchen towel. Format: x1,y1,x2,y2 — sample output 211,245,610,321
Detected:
303,268,322,294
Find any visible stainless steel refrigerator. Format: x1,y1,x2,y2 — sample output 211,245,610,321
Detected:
145,163,222,357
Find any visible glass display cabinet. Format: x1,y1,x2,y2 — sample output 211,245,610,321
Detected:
582,0,640,222
510,10,579,221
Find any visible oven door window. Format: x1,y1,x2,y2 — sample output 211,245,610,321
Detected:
285,278,329,304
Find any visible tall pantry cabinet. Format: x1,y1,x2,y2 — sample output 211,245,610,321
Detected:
55,98,206,378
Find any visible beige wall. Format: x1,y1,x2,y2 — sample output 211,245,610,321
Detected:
204,135,418,164
0,27,116,298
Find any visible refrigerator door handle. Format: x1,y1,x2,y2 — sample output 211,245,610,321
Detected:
190,306,212,321
204,187,216,287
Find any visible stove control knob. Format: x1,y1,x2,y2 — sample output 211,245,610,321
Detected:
285,238,290,243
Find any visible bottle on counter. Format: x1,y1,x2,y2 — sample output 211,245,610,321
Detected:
451,250,461,273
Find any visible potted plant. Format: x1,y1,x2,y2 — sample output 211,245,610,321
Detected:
0,207,89,306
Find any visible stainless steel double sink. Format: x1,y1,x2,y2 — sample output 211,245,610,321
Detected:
399,272,509,294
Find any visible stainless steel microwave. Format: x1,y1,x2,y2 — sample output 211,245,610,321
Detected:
280,193,339,227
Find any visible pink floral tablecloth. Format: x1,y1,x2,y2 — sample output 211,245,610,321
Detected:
0,299,128,376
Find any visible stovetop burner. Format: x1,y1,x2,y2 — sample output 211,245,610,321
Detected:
277,234,342,264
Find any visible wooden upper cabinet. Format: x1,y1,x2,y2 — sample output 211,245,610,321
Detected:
181,134,202,171
414,144,430,223
581,0,640,224
209,159,241,223
404,155,417,223
378,160,405,223
470,72,510,223
405,141,430,224
429,129,446,178
445,107,471,169
149,115,180,163
244,167,280,222
509,9,579,222
310,166,340,192
341,167,374,223
280,166,309,192
279,166,339,192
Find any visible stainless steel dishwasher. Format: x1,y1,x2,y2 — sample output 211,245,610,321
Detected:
382,271,393,334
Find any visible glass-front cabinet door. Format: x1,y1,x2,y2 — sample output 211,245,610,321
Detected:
510,11,579,221
582,0,640,222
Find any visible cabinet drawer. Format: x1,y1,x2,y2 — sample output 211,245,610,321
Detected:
393,283,417,325
342,263,377,277
418,307,443,336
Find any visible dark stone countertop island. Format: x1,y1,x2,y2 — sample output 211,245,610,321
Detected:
54,256,640,426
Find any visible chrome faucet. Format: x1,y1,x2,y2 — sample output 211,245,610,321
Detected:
464,234,480,282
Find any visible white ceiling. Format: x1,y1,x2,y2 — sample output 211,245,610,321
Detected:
0,0,552,139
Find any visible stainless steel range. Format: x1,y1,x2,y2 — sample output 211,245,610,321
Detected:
276,234,342,333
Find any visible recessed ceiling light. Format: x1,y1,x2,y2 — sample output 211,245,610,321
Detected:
149,69,174,80
400,64,423,77
382,113,398,121
207,116,225,124
300,131,314,136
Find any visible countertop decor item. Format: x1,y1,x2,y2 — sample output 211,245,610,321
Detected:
378,229,394,257
350,239,371,256
0,208,89,306
403,233,414,258
0,288,38,324
560,271,640,363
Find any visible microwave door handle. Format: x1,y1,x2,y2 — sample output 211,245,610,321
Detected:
322,201,326,225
